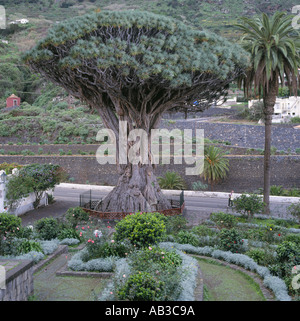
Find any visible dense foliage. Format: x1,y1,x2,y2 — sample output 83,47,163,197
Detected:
158,171,186,190
64,206,90,228
117,271,165,301
115,212,167,247
23,9,249,146
203,145,229,188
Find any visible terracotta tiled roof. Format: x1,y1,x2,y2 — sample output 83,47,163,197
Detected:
8,94,19,98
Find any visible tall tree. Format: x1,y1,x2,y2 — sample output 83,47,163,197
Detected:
24,10,248,213
236,12,300,214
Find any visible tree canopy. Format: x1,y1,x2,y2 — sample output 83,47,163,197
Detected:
24,10,249,133
236,12,300,98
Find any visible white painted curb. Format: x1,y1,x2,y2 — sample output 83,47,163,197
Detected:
57,183,299,203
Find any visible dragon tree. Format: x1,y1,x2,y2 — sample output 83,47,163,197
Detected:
24,10,249,213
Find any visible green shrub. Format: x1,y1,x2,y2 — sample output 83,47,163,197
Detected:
55,101,69,109
290,116,300,123
261,223,283,243
273,218,293,228
270,185,284,196
115,212,166,247
233,193,265,217
125,246,183,301
157,171,186,190
218,228,244,253
245,248,266,265
17,239,43,254
283,188,300,197
165,215,187,234
192,181,208,191
14,225,34,239
191,224,217,237
210,212,238,229
58,228,80,241
117,272,165,301
35,217,59,240
284,234,300,246
83,239,134,262
64,206,90,228
0,213,23,255
175,230,199,247
276,241,300,264
130,246,182,270
0,212,22,235
269,241,300,294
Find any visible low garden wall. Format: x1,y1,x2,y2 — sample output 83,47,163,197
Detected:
0,155,299,193
0,259,34,301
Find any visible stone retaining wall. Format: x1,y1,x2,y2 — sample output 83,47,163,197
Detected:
0,143,266,156
0,260,34,301
0,155,299,193
165,120,300,152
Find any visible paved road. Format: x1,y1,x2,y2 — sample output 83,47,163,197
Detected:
53,187,230,211
20,186,296,226
53,186,294,213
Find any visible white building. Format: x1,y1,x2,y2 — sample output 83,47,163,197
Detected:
0,169,49,216
15,19,29,24
9,18,29,25
248,96,300,123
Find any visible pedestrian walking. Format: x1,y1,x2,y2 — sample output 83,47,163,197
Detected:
228,190,234,207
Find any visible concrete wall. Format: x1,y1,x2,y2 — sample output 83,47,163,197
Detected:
0,155,299,193
0,260,34,301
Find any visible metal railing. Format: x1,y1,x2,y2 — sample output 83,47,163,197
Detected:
79,189,184,211
79,189,103,211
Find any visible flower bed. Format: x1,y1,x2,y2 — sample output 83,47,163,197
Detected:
67,212,199,301
64,210,299,301
2,207,298,301
166,212,300,301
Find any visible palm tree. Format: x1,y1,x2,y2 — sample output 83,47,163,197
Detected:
235,12,300,214
203,145,229,190
158,171,186,190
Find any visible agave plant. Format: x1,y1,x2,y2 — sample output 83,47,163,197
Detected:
158,171,186,190
203,145,229,190
270,185,284,196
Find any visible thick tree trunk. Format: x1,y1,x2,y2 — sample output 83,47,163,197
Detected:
99,163,171,213
92,96,173,213
263,78,278,215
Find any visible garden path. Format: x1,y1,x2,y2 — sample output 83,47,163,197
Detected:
33,252,109,301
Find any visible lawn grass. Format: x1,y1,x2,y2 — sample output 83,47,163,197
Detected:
195,257,266,301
